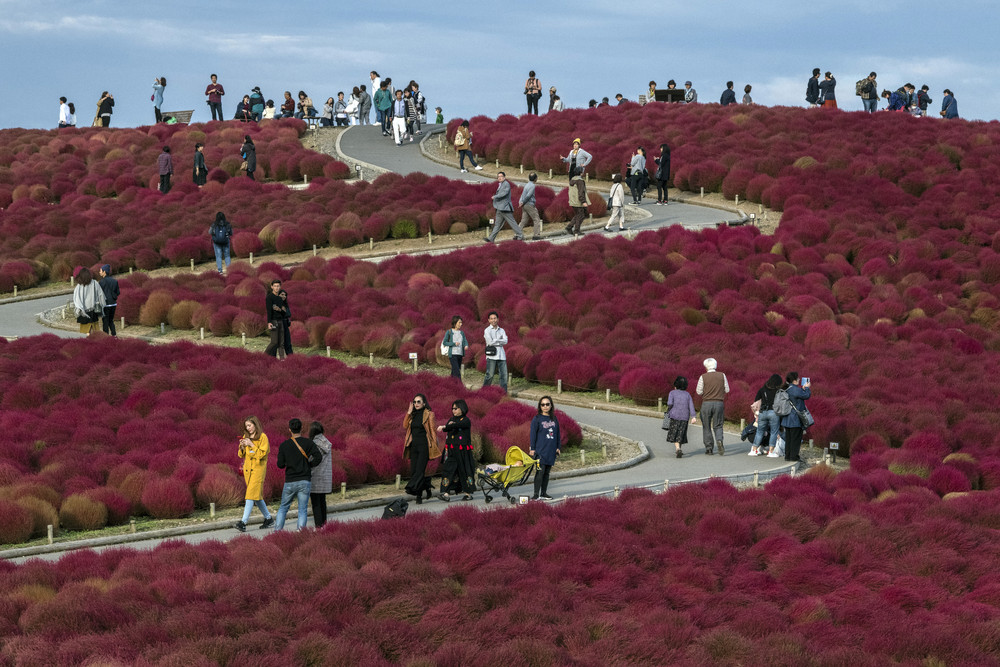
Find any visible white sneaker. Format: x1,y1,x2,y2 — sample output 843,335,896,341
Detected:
474,165,483,170
748,449,758,456
766,451,780,458
460,169,468,173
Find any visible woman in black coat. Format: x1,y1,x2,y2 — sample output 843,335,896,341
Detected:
654,143,671,205
437,399,475,501
240,135,256,180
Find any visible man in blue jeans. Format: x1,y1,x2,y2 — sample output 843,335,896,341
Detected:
482,311,509,392
275,419,323,530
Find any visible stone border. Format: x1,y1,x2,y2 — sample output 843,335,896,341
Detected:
334,126,392,182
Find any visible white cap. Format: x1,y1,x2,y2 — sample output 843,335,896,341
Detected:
703,358,717,371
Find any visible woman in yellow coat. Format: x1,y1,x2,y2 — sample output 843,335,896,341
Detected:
235,415,275,532
403,394,441,504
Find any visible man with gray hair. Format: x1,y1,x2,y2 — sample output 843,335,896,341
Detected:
697,357,729,455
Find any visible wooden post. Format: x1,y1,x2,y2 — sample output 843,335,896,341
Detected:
326,345,331,357
12,286,16,297
61,306,65,319
700,187,705,198
663,479,669,492
304,174,308,185
369,238,374,250
557,379,562,394
210,502,216,518
613,486,620,499
70,275,74,287
602,444,607,458
200,327,205,340
369,353,374,365
47,525,53,544
190,259,195,271
120,316,125,330
130,519,136,533
313,244,317,256
740,418,745,432
395,474,401,490
495,159,499,168
753,471,759,488
129,267,133,275
657,397,663,412
519,164,523,174
241,333,246,347
809,438,815,449
548,168,553,179
160,323,165,334
585,173,589,183
735,195,739,206
340,481,347,500
249,252,254,265
412,357,418,372
606,388,611,402
580,449,586,465
428,231,433,245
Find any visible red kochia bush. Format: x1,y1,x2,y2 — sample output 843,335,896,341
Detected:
141,477,195,519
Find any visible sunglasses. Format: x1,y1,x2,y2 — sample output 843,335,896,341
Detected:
540,402,551,407
413,400,424,405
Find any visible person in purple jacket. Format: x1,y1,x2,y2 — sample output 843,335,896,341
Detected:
664,376,697,458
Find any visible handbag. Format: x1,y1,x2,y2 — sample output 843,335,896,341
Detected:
795,405,815,429
440,330,451,356
484,345,497,356
240,160,248,171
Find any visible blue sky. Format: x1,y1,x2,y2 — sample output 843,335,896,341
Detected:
1,0,995,129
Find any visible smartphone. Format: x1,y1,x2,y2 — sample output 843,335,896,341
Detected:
802,377,811,387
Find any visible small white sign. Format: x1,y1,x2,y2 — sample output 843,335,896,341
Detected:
829,442,840,450
408,352,418,360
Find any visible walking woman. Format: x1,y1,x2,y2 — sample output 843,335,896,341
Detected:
529,396,561,500
437,399,475,501
524,70,542,115
454,120,482,173
308,421,333,527
193,143,208,187
664,376,697,458
442,315,469,378
604,173,626,232
241,135,256,180
72,266,106,334
152,77,166,123
235,416,275,532
403,394,440,504
653,143,671,205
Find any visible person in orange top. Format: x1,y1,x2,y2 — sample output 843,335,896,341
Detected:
403,394,441,504
235,415,275,532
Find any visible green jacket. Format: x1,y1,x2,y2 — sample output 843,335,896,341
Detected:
374,88,392,111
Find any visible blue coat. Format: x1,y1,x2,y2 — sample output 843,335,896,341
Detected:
780,385,811,428
529,414,561,465
720,89,737,106
941,94,958,119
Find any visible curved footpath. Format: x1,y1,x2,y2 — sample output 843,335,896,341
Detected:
2,128,795,563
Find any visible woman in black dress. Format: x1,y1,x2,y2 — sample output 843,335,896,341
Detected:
437,399,475,501
240,135,256,180
403,394,440,504
193,143,208,187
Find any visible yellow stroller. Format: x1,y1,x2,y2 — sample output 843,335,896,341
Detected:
478,446,540,504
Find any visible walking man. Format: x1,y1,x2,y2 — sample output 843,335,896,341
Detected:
696,357,730,455
275,419,322,531
205,74,225,121
98,264,119,337
485,172,525,243
519,172,543,240
483,311,509,393
391,90,408,145
264,279,287,358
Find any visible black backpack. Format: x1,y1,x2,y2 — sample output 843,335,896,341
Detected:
382,498,408,519
211,221,230,246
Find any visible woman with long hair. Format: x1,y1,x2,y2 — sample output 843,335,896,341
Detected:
752,374,783,456
193,143,208,187
72,266,106,334
437,399,474,501
235,416,274,532
152,77,166,123
653,143,671,205
403,394,440,504
529,396,561,500
307,421,333,527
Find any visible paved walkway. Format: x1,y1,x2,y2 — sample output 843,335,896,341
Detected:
1,129,792,563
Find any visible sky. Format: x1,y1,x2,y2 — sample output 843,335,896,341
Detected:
1,0,996,130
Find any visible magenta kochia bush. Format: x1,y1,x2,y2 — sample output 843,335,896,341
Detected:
0,335,575,543
4,480,1000,663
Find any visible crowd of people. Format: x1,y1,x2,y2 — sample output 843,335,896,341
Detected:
660,358,813,462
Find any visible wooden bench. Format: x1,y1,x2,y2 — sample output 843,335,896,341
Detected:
161,110,194,124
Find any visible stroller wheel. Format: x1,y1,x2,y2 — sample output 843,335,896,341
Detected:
484,495,492,504
508,496,516,505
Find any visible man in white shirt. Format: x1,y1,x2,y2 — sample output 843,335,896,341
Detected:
391,90,408,145
483,311,509,392
58,97,70,128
